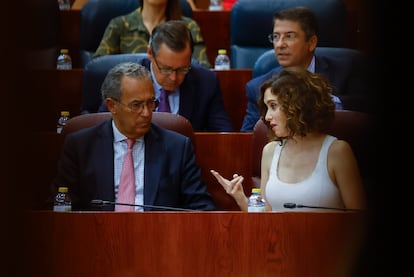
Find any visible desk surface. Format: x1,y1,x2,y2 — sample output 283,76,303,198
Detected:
24,211,367,277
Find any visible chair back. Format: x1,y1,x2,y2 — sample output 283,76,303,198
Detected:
80,0,193,68
252,110,376,187
230,0,347,69
61,112,195,147
252,47,366,78
80,53,149,114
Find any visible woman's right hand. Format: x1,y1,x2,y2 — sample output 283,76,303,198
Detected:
210,169,248,210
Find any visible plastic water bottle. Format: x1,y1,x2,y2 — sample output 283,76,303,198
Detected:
209,0,223,11
58,0,71,11
248,188,265,212
214,49,230,70
56,49,72,70
57,111,70,134
53,187,72,212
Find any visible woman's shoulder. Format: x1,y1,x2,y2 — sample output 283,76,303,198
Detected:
263,140,279,155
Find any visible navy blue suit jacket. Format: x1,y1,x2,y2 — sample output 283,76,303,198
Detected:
240,54,373,132
99,58,234,132
53,119,216,211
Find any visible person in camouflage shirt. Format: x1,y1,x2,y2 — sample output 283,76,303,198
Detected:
94,0,210,68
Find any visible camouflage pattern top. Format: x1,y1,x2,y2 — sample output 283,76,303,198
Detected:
93,8,211,68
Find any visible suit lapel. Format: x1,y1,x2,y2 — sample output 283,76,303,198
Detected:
177,73,196,119
143,126,163,205
95,120,116,202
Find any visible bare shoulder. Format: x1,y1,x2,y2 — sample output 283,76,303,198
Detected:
262,141,278,158
329,139,356,160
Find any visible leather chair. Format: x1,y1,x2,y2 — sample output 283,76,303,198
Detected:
229,0,347,69
80,0,193,68
60,112,196,147
252,47,367,78
80,53,149,114
252,110,376,188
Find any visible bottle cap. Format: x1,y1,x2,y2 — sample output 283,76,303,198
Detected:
58,187,69,193
218,49,227,55
252,188,261,193
61,111,70,116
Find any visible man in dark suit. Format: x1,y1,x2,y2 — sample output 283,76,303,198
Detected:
53,62,216,211
240,7,372,132
98,20,234,132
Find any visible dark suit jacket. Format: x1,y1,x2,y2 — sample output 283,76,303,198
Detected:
240,54,373,132
53,119,216,211
99,58,234,132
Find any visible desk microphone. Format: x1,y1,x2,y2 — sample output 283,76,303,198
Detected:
283,202,362,212
91,199,195,211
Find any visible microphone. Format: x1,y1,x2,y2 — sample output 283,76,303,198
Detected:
91,199,195,211
283,202,362,212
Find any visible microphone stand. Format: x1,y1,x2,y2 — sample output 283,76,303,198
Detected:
91,199,195,211
283,202,362,212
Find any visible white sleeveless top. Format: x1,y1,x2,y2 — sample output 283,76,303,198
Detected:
265,135,345,212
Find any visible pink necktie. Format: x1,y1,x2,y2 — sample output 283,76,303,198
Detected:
116,139,136,212
158,88,172,112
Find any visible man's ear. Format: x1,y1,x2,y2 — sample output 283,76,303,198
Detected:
105,98,116,113
147,45,152,59
309,35,318,52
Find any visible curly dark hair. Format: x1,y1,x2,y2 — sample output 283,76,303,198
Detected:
258,66,335,142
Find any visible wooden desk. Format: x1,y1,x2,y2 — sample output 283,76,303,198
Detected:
24,211,366,276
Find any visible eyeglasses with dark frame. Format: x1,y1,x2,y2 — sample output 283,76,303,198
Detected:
113,98,159,113
268,32,298,43
153,56,191,75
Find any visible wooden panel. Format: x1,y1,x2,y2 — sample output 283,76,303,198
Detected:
193,10,231,66
30,69,83,131
215,69,252,131
60,9,81,68
24,211,367,276
194,132,253,210
28,132,61,210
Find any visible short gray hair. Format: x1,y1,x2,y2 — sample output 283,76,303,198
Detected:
101,62,152,100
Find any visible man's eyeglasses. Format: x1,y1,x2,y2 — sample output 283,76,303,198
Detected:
268,32,298,43
153,57,191,75
113,98,159,113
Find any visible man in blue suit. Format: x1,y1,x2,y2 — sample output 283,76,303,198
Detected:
98,20,234,132
241,7,372,132
53,62,216,211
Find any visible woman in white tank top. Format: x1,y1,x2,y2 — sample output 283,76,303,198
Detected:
211,67,366,211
